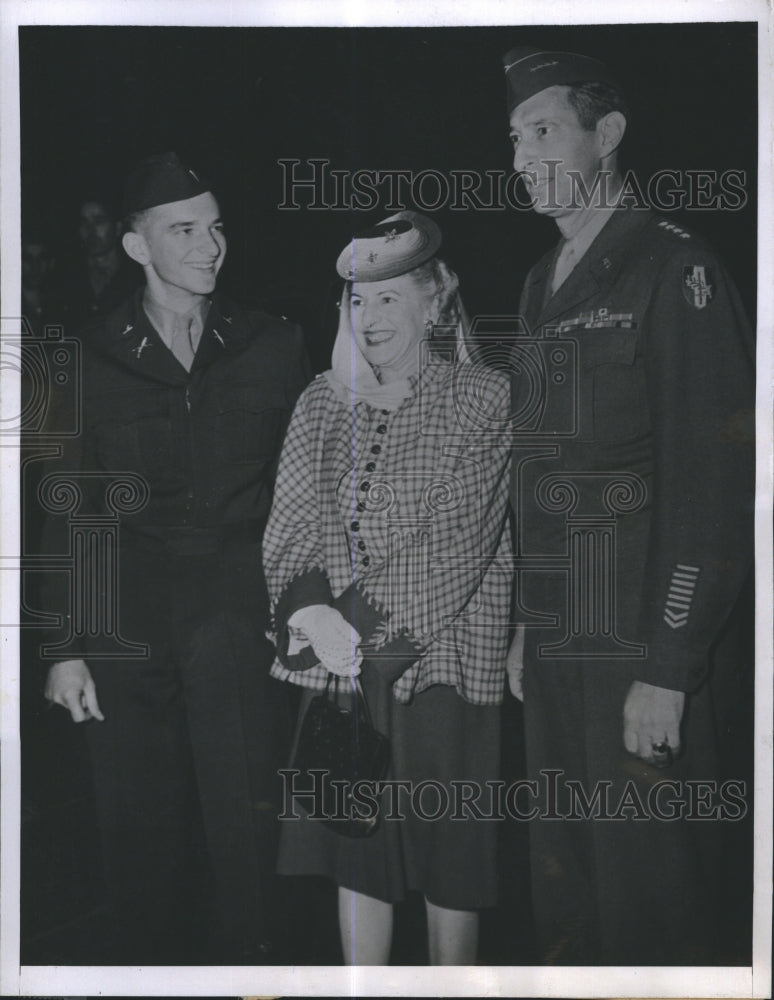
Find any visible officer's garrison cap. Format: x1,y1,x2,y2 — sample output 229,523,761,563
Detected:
503,46,620,114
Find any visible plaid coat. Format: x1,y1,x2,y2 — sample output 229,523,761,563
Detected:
263,354,513,705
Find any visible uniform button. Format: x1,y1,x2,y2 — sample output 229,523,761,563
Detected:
351,521,359,531
360,481,370,492
358,541,366,551
376,424,387,434
365,462,376,472
371,444,381,454
362,556,370,566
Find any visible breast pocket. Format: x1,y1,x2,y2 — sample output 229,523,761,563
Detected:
581,330,650,443
216,385,284,466
91,387,183,485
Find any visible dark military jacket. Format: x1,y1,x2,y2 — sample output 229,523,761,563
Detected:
79,289,309,529
40,288,311,655
512,206,755,692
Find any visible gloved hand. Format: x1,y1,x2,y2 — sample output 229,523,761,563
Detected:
288,604,362,677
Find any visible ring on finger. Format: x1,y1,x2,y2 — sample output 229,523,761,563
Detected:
650,741,674,768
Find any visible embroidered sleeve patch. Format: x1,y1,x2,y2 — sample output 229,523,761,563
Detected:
664,563,700,628
682,265,714,309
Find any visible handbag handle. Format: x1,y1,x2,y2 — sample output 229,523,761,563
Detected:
323,672,377,729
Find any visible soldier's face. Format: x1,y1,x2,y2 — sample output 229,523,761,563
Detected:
139,192,226,296
509,85,606,217
350,274,430,381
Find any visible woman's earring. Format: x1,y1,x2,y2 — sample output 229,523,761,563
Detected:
424,318,435,337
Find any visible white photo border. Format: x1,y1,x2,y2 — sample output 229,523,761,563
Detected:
1,1,771,997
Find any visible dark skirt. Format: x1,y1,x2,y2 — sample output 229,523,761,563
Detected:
277,672,501,910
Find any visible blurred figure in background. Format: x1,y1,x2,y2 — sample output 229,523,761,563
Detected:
48,192,141,335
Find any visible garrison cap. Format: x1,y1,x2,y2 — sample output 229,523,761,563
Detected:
335,210,442,282
122,152,211,217
503,46,620,113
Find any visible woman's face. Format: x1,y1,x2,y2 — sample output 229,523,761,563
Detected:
350,273,433,382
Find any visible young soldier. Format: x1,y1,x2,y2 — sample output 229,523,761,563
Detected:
43,153,310,963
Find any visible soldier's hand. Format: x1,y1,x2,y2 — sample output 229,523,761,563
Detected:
623,680,684,765
44,659,105,723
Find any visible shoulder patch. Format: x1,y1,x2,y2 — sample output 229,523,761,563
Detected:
682,265,714,309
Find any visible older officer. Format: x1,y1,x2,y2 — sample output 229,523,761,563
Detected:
502,49,755,964
42,153,310,963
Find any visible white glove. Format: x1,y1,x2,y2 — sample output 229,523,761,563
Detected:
288,604,362,677
506,626,525,701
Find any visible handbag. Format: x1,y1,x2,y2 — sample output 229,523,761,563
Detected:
292,673,391,838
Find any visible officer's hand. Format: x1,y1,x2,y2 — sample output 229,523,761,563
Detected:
44,659,105,723
506,626,525,701
623,680,684,764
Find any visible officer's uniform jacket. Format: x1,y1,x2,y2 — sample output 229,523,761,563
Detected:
513,206,755,692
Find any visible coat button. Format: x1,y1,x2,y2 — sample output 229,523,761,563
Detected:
351,521,359,531
362,555,370,566
376,424,387,434
360,481,370,492
356,502,366,512
365,462,376,472
371,444,381,454
358,541,366,551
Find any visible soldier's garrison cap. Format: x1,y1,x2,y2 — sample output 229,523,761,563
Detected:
123,152,211,217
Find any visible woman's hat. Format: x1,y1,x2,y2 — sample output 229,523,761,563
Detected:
335,210,441,282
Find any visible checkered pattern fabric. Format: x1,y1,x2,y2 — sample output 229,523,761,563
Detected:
263,355,513,705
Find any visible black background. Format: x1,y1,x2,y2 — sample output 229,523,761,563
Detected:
20,22,758,372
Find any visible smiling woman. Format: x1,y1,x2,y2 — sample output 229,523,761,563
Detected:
349,275,428,380
263,210,513,966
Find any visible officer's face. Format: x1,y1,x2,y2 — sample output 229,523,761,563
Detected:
350,273,430,382
138,192,226,296
509,85,607,217
79,201,119,256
